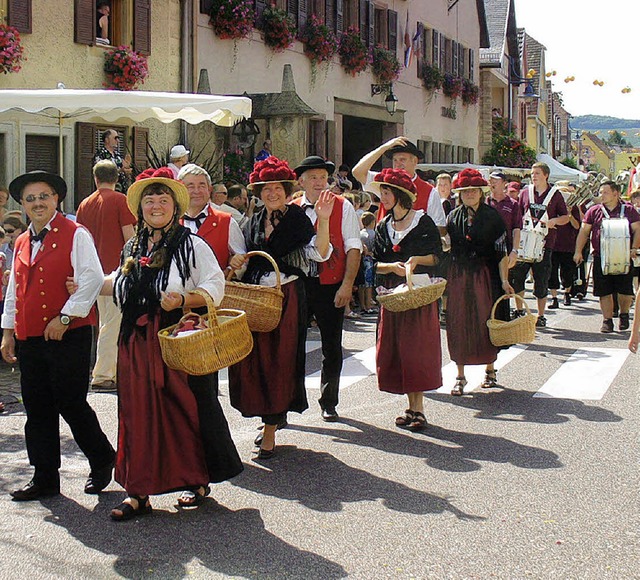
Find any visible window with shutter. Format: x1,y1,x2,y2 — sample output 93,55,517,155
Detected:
452,41,458,77
298,0,308,31
325,0,335,31
132,126,149,174
8,0,32,34
255,0,267,28
439,32,446,70
468,48,475,81
417,23,426,78
75,123,98,208
445,37,453,74
310,0,325,19
133,0,151,55
343,0,357,29
374,7,387,48
367,1,374,47
26,136,59,176
358,0,367,43
335,0,344,34
458,43,465,78
288,0,299,27
432,29,439,68
387,10,397,54
200,0,214,13
74,0,96,46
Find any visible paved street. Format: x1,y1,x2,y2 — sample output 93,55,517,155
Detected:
1,291,639,579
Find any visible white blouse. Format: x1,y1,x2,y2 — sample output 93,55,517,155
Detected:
385,210,425,244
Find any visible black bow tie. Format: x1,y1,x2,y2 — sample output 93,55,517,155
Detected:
183,212,207,230
302,203,314,211
31,228,49,244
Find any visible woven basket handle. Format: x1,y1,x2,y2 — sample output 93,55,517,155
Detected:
226,250,282,291
490,293,530,321
188,288,219,329
404,263,414,292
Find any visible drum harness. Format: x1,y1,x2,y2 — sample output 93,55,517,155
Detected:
517,185,559,263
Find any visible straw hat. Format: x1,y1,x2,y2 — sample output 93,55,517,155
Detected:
451,168,490,194
126,167,189,216
366,168,417,202
247,157,298,190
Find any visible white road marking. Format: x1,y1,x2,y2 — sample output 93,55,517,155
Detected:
305,346,377,390
534,347,630,400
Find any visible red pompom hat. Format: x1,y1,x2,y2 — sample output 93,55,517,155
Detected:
366,168,417,202
247,156,297,190
126,166,189,216
451,168,489,193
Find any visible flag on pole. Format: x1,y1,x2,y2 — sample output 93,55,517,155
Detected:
409,25,422,68
404,12,412,68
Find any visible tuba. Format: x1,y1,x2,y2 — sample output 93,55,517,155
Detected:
565,172,607,207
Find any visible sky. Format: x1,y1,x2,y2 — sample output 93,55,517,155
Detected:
512,0,638,121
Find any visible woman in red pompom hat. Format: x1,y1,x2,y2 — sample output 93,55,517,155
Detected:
370,168,443,431
446,169,515,395
227,157,335,459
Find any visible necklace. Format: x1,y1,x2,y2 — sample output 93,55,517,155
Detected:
391,208,411,223
390,209,412,241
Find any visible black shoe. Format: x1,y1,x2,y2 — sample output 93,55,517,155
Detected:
84,459,115,494
613,309,619,318
564,293,571,306
548,297,559,309
535,315,547,328
11,480,60,501
91,380,117,392
619,313,630,331
600,319,614,333
576,293,585,300
321,408,339,422
254,419,288,447
512,309,525,320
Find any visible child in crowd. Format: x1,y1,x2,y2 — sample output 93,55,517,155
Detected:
358,212,377,314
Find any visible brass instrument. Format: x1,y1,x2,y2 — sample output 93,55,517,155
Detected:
565,172,607,207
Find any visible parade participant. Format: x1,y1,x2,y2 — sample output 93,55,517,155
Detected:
510,163,569,327
445,169,514,395
1,171,115,501
76,160,137,391
292,155,362,421
574,181,640,333
506,182,521,201
178,164,246,271
108,168,242,520
436,173,455,216
548,187,581,309
370,169,442,429
488,171,522,267
167,145,190,179
352,137,446,233
228,157,333,458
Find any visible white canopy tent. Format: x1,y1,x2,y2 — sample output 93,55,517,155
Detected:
536,153,588,183
416,163,530,178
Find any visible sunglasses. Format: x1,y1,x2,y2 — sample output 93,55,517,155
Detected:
4,228,15,234
23,193,54,203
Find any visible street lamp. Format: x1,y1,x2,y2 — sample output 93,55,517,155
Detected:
507,57,540,134
371,83,398,116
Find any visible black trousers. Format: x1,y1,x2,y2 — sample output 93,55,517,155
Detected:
549,251,577,291
305,279,345,410
17,326,115,487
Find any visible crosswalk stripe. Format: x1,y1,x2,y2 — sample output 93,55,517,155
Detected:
533,347,630,400
305,346,377,390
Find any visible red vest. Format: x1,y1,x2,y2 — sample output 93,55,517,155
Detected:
13,213,97,340
181,204,231,269
293,194,346,285
377,175,433,221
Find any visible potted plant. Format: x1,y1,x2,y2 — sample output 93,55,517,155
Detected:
461,78,480,106
103,45,149,91
209,0,254,40
300,14,337,65
421,62,443,91
0,24,25,74
223,146,252,185
338,26,371,76
372,45,401,84
262,5,297,52
442,73,463,99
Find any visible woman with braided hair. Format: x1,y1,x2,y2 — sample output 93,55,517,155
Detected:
95,168,242,520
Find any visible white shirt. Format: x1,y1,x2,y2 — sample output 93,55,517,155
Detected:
2,213,104,329
365,170,447,228
218,203,249,229
112,234,225,307
183,203,247,256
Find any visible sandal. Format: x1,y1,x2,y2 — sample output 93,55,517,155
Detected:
110,495,152,521
481,370,499,389
407,411,427,431
451,377,467,396
395,409,416,427
177,485,211,507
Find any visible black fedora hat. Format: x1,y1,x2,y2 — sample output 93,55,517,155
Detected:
384,141,425,160
294,155,336,178
9,171,67,203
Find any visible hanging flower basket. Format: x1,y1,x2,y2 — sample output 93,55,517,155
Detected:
0,24,25,74
461,78,480,106
262,6,297,52
224,146,252,185
338,26,371,76
103,45,148,91
300,15,337,65
421,63,443,91
209,0,254,40
442,73,464,99
372,45,401,84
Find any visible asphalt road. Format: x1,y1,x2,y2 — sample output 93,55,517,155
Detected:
0,292,638,580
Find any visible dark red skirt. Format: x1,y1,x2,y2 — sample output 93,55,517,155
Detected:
446,263,499,365
115,312,217,496
376,302,442,394
229,279,308,418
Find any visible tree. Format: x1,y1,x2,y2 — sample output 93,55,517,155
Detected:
560,157,578,169
606,130,630,147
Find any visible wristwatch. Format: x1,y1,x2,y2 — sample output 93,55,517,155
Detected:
60,314,71,326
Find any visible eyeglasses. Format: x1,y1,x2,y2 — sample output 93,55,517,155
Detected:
23,193,54,203
114,136,121,140
4,228,15,234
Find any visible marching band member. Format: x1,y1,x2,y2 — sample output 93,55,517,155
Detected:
574,181,640,333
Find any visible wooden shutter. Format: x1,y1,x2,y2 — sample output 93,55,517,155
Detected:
132,126,149,174
255,0,267,28
452,41,458,76
133,0,151,56
200,0,214,13
75,123,98,208
298,0,308,32
25,136,58,175
417,23,426,77
359,0,367,42
445,38,452,74
439,32,446,70
335,0,343,34
432,29,439,68
469,48,475,81
387,9,397,54
8,0,32,34
459,45,466,79
325,0,335,31
367,1,374,47
74,0,95,45
288,0,299,27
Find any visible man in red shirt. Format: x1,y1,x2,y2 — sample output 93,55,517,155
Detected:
76,160,137,391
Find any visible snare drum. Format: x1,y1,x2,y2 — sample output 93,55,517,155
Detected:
600,218,630,275
517,217,547,263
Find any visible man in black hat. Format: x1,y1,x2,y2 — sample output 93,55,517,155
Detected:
1,171,115,501
292,156,362,421
352,137,446,233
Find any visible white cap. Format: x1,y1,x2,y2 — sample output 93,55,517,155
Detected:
170,145,190,159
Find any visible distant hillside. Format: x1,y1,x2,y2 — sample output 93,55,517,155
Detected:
572,115,640,130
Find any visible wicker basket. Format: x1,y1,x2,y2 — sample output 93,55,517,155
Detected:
220,250,284,332
377,265,447,313
158,289,253,375
486,294,536,347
